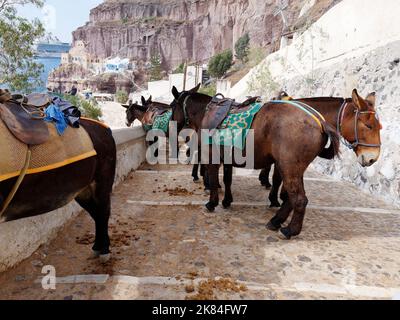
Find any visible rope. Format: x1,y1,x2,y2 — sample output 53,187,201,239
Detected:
0,148,32,218
271,100,325,132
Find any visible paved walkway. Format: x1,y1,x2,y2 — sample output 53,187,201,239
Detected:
0,163,400,300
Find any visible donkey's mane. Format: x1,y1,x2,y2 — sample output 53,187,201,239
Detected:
150,101,171,109
298,97,349,103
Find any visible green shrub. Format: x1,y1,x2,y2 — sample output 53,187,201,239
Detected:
235,33,250,63
61,94,103,121
198,84,217,97
247,47,267,67
150,53,163,81
116,90,129,104
208,50,233,79
247,63,279,97
172,63,185,74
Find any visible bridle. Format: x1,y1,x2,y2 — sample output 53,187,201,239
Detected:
337,99,382,150
173,92,191,128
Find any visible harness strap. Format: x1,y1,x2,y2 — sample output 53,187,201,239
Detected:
183,95,191,126
0,148,32,219
271,100,325,132
337,100,381,150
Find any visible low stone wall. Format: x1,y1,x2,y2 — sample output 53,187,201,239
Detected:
0,126,146,273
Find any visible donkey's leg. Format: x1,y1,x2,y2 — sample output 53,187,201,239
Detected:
76,187,111,262
202,165,210,191
266,198,293,231
259,164,273,188
266,169,292,231
269,166,282,208
192,164,200,182
278,175,308,240
222,164,233,208
205,164,220,212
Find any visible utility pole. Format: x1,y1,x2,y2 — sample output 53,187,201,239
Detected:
183,60,188,91
273,0,289,49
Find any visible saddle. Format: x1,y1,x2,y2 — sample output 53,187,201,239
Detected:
142,105,171,127
0,90,51,145
202,94,260,130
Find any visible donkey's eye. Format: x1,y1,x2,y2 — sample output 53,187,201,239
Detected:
365,123,373,130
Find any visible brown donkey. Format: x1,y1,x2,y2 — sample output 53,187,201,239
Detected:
171,86,340,239
122,94,204,183
0,103,116,261
264,90,382,207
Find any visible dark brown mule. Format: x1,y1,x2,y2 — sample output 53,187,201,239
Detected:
171,86,340,239
264,90,382,207
0,102,116,261
122,94,204,183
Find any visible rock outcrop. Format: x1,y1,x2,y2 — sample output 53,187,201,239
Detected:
72,0,341,70
47,63,134,93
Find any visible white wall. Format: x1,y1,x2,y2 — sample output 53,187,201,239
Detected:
146,66,204,103
230,0,400,101
0,127,147,273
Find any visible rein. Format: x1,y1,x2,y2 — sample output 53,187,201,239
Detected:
337,100,381,150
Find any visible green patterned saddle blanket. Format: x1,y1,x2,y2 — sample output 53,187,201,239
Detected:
207,102,263,150
143,111,172,134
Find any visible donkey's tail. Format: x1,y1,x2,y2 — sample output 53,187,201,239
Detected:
319,123,340,160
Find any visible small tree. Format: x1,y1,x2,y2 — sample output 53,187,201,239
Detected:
149,53,163,81
172,62,185,74
0,0,45,92
208,50,233,79
116,90,128,104
235,33,250,63
62,94,102,121
247,62,279,97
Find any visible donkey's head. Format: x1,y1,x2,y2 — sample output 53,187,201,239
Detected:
340,90,382,167
121,99,148,127
170,84,201,132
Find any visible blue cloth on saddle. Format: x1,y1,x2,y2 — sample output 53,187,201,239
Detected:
51,96,81,128
207,102,263,150
44,104,68,135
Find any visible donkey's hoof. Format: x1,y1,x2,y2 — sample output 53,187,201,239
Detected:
99,254,111,264
205,203,216,212
265,183,272,189
278,228,292,240
266,220,281,231
222,199,232,209
193,177,200,183
89,250,101,260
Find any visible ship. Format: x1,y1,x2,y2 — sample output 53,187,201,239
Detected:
34,34,71,59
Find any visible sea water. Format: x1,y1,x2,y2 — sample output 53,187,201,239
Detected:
35,56,61,93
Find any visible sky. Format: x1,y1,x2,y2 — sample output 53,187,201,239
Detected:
18,0,103,43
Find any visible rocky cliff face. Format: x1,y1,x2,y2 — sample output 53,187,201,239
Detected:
73,0,341,70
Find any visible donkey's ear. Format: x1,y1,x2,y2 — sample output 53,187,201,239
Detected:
352,89,363,109
141,96,146,106
122,99,133,108
147,95,152,103
189,83,201,93
365,92,376,108
352,89,370,111
172,86,180,99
